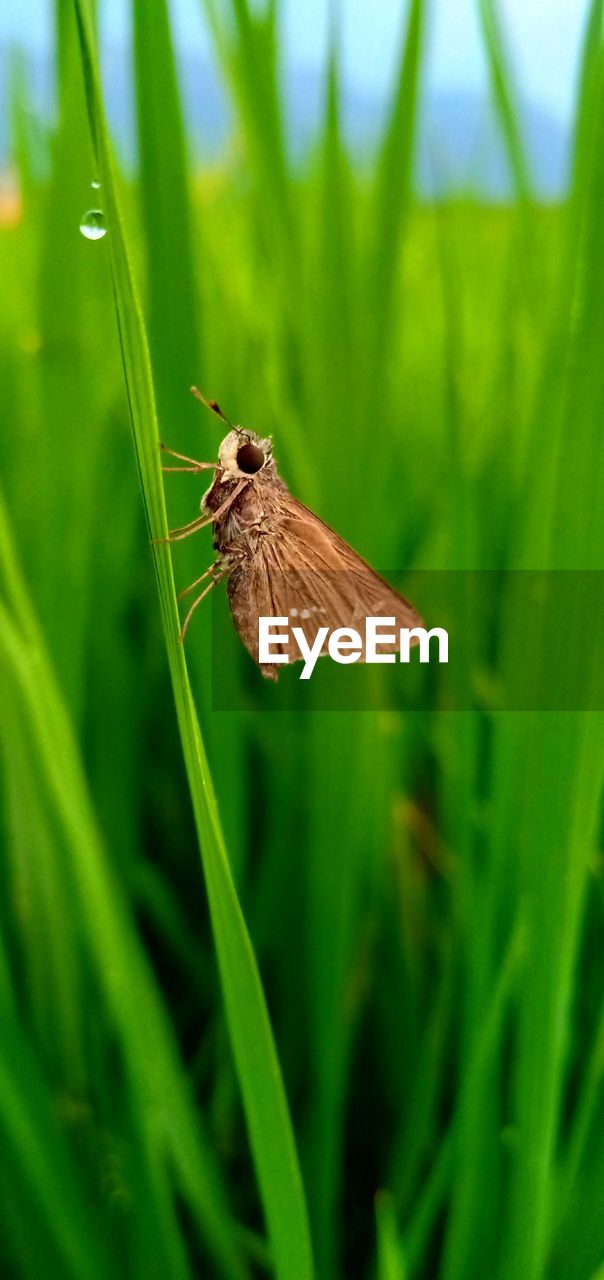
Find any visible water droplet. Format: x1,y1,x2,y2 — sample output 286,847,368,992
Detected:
91,179,101,190
79,209,106,241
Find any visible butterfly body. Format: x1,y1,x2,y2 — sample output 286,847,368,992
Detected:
161,404,423,680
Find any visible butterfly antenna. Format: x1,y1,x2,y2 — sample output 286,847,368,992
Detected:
190,387,238,432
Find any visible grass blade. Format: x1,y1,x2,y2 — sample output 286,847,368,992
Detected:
477,0,533,202
0,1005,112,1280
0,538,241,1279
365,0,425,400
132,0,201,434
375,1193,408,1280
71,4,314,1276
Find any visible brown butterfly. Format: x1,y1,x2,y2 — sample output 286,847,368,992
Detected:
159,389,423,680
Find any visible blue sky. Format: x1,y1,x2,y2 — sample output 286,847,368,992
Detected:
2,0,591,125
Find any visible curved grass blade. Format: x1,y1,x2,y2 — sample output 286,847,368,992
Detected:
71,4,314,1276
132,0,201,437
375,1193,408,1280
367,0,425,367
477,0,533,203
0,1005,113,1280
0,505,242,1279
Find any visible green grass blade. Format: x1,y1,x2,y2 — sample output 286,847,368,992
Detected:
0,1006,112,1280
132,0,201,435
206,0,295,253
569,0,604,195
305,34,357,512
131,0,249,865
71,5,314,1276
375,1193,408,1280
477,0,533,202
0,493,244,1278
365,0,425,397
495,716,600,1280
402,920,523,1275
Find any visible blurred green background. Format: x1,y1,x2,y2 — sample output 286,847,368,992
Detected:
1,1,604,1278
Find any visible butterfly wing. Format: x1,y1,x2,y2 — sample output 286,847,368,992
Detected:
227,494,423,680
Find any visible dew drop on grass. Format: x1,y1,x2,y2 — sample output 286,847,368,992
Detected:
79,209,107,241
90,179,101,190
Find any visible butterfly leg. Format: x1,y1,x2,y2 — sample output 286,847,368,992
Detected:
152,512,213,544
162,466,210,474
178,562,222,600
159,442,217,472
179,571,226,643
155,479,249,544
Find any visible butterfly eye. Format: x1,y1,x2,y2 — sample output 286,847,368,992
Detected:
237,442,265,474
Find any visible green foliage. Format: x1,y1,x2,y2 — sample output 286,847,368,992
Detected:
0,0,603,1277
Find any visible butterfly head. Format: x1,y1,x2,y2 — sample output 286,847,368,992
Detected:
218,428,273,479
